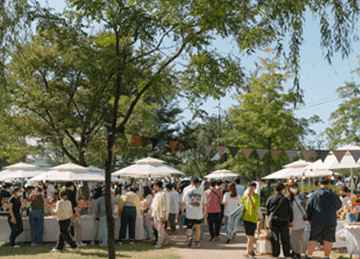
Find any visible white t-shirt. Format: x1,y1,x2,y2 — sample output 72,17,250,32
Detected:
47,184,56,197
222,192,241,217
182,187,207,220
169,190,180,214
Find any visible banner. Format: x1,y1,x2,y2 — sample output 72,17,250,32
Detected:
256,149,268,161
315,150,329,162
150,138,159,150
203,144,215,157
242,148,253,159
179,142,188,153
284,150,297,162
142,137,149,148
333,150,347,163
228,147,240,158
301,150,314,162
271,150,282,161
160,140,167,151
133,135,141,148
349,150,360,163
169,141,178,152
125,134,133,144
216,146,227,158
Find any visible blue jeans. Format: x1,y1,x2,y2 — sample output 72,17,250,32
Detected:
224,216,236,237
143,216,153,240
100,216,108,246
29,210,44,245
179,213,186,229
119,206,137,241
8,213,24,246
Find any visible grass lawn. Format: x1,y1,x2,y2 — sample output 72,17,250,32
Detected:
0,242,181,259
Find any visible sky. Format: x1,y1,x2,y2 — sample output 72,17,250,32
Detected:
38,1,360,149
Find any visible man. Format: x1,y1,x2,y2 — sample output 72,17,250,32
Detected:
216,180,225,224
235,178,245,199
150,181,171,249
243,178,266,238
305,176,342,259
180,176,207,248
65,182,86,247
43,181,56,199
95,188,117,246
339,186,356,211
0,183,12,212
335,178,344,187
205,179,223,242
90,185,103,245
166,184,180,235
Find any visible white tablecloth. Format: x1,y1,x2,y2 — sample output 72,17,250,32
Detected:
333,220,347,249
336,225,360,256
0,214,144,243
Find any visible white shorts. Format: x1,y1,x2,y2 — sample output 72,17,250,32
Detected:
257,207,263,220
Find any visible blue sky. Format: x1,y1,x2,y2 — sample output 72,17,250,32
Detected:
39,1,360,148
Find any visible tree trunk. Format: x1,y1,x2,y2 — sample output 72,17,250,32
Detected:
105,134,116,259
79,153,90,201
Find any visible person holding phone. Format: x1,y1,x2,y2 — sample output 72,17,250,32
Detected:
8,187,24,248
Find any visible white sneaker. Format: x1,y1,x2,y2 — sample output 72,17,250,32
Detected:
70,247,79,253
49,248,58,253
12,245,20,248
155,244,162,249
77,242,87,247
90,241,95,246
65,244,70,248
118,242,123,245
130,241,134,245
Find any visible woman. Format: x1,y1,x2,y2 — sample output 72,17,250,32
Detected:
141,186,154,241
28,186,50,246
222,182,241,243
240,182,260,259
50,190,79,253
118,186,141,245
8,187,24,248
286,182,307,259
265,182,293,258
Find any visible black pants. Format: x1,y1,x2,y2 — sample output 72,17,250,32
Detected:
168,213,176,233
207,212,221,238
7,213,24,246
55,219,78,250
270,220,291,257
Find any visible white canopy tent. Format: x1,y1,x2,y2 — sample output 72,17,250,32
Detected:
204,169,238,179
0,163,47,186
28,170,108,182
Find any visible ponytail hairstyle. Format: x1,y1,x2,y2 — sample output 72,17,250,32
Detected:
227,182,238,198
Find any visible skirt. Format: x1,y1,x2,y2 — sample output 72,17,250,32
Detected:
290,227,307,255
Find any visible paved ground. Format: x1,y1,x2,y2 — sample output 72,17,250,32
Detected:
170,224,352,259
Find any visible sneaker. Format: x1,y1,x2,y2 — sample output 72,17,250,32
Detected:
244,254,255,259
144,238,153,242
152,240,157,245
130,241,134,245
49,248,58,253
90,242,95,246
249,250,255,256
154,244,162,249
163,240,169,246
77,242,87,247
214,237,219,242
194,241,200,247
65,244,70,248
225,238,230,244
70,247,79,253
12,245,20,248
187,236,193,247
209,238,215,242
118,242,123,245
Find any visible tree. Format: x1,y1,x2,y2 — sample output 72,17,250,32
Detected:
323,70,360,149
221,55,321,181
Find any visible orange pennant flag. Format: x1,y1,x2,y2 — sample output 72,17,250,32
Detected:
106,150,109,161
169,141,178,152
133,135,142,147
110,146,115,154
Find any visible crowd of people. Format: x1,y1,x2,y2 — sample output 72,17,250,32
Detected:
0,175,350,259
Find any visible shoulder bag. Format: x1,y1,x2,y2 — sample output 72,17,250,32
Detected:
266,196,286,229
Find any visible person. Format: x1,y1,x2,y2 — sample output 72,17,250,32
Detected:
286,182,308,259
241,182,260,258
243,178,266,238
141,186,154,241
149,181,171,249
90,185,103,245
167,183,180,235
180,176,207,248
223,182,241,243
22,186,33,216
205,179,223,242
118,186,141,245
28,186,50,246
95,188,117,246
65,182,86,247
339,186,356,211
335,178,344,187
50,190,79,253
177,183,187,230
265,182,293,259
235,178,245,199
7,187,24,248
305,176,342,259
216,180,225,225
43,181,56,199
50,191,60,204
200,179,209,191
0,183,12,212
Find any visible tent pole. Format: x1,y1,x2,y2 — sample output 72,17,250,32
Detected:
350,168,354,195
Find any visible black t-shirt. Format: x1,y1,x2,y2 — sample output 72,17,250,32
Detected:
9,196,22,214
0,189,11,210
66,189,77,213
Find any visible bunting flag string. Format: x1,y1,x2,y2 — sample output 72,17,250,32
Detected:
301,150,314,162
333,150,347,163
256,149,268,161
133,135,141,148
150,138,159,150
142,137,149,148
242,148,253,159
316,150,330,162
228,147,240,158
179,142,188,153
349,150,360,163
271,150,282,161
216,146,227,158
169,141,178,152
203,144,215,157
284,150,297,162
125,134,133,144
